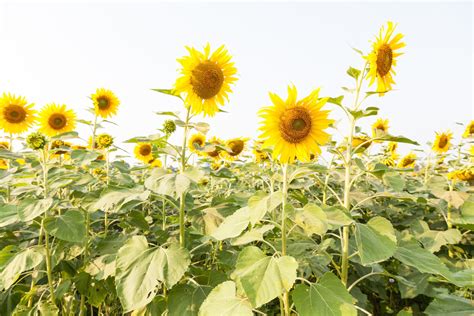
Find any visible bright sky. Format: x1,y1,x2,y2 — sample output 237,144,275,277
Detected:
1,1,472,158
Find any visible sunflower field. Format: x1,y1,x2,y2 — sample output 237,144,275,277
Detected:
0,21,473,316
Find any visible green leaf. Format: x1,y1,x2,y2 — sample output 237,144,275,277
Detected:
346,67,361,80
0,205,19,227
295,203,328,236
379,134,419,145
0,149,21,160
231,246,297,308
355,216,397,265
323,206,354,229
292,272,357,316
92,187,150,213
176,174,191,196
151,88,181,98
247,191,283,226
419,228,462,253
424,294,474,316
198,281,252,316
0,246,44,291
211,207,250,241
168,283,211,316
383,172,406,191
44,210,86,243
115,236,190,312
17,198,54,222
327,95,344,106
231,225,274,246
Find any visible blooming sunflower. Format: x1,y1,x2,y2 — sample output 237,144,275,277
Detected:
39,104,76,137
253,141,270,163
134,143,154,163
387,141,398,153
462,121,474,138
221,137,248,161
0,93,36,134
174,44,238,117
0,159,7,169
188,133,206,155
96,134,114,150
372,118,389,139
205,137,224,160
259,85,333,163
398,152,416,168
91,88,120,118
0,141,9,150
366,22,405,95
149,158,163,168
432,131,452,154
352,135,372,150
448,168,474,182
51,140,71,155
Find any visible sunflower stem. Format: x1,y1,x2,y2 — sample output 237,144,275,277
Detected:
280,163,290,316
91,114,98,150
179,107,191,248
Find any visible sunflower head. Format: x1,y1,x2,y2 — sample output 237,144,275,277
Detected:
448,168,474,183
39,103,76,137
162,120,176,135
0,159,7,170
205,137,224,160
148,158,163,168
174,44,238,117
253,141,270,163
259,85,333,163
365,22,405,96
0,141,9,150
96,134,114,150
432,131,452,154
0,93,37,134
221,137,247,161
398,152,416,168
372,118,389,139
91,88,120,118
188,133,206,155
352,135,372,150
387,141,398,154
381,157,396,167
462,121,474,138
134,143,154,163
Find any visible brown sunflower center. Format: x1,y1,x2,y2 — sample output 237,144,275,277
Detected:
191,61,224,99
228,140,244,156
376,124,386,132
48,113,67,130
139,145,152,156
4,105,27,124
376,44,393,77
438,135,448,148
402,157,414,167
97,97,110,110
193,139,204,149
470,125,474,134
279,107,312,143
208,142,221,157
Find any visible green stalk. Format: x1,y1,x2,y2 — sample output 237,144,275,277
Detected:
280,163,290,316
179,107,191,247
104,149,110,235
91,114,98,150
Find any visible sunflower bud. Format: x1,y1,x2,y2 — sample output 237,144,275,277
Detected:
96,133,114,149
163,120,176,135
26,132,48,150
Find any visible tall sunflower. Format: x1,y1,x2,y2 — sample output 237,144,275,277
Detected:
188,133,206,155
432,131,452,154
0,93,36,134
463,121,474,138
174,44,238,117
39,104,76,137
372,118,389,139
259,85,333,163
398,152,416,168
91,88,120,118
366,22,405,95
134,143,154,163
221,137,248,161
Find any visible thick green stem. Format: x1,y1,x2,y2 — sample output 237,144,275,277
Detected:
179,107,191,247
280,163,290,316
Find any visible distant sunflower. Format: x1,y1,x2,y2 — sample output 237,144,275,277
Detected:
366,22,405,95
0,93,36,134
462,121,474,138
253,141,270,163
387,141,398,153
352,135,372,150
206,137,224,160
381,157,396,167
221,137,247,161
51,140,71,155
91,88,120,118
0,159,7,169
448,167,474,182
432,131,452,154
148,158,162,168
259,85,333,163
174,44,238,117
398,152,416,168
134,143,154,163
188,133,206,155
39,104,76,137
372,118,389,139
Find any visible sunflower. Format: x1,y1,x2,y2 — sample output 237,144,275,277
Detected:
0,141,9,150
387,141,398,153
205,137,224,160
352,135,372,150
259,85,333,163
448,168,474,182
91,88,120,118
462,121,474,138
39,104,76,137
148,158,163,168
470,145,474,162
398,152,416,168
432,131,452,154
51,140,71,155
253,141,270,163
174,44,238,117
366,22,405,95
0,93,36,134
96,133,114,149
372,118,389,139
381,157,396,167
221,137,248,161
134,143,154,163
188,133,206,155
0,159,7,169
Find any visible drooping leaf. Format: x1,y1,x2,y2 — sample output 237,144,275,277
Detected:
211,207,250,241
0,246,44,291
0,205,19,227
247,191,283,225
17,198,54,222
198,281,252,316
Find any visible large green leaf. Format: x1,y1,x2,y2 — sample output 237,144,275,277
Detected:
424,294,474,316
294,203,328,236
231,225,274,246
17,198,54,222
168,284,211,316
247,191,283,225
92,187,150,213
292,272,357,316
383,172,405,191
230,246,297,307
0,246,44,291
211,207,250,241
44,210,86,243
115,236,190,312
198,281,252,316
355,216,397,265
0,205,19,227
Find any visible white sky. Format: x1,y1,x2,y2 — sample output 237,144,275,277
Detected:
0,1,472,158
